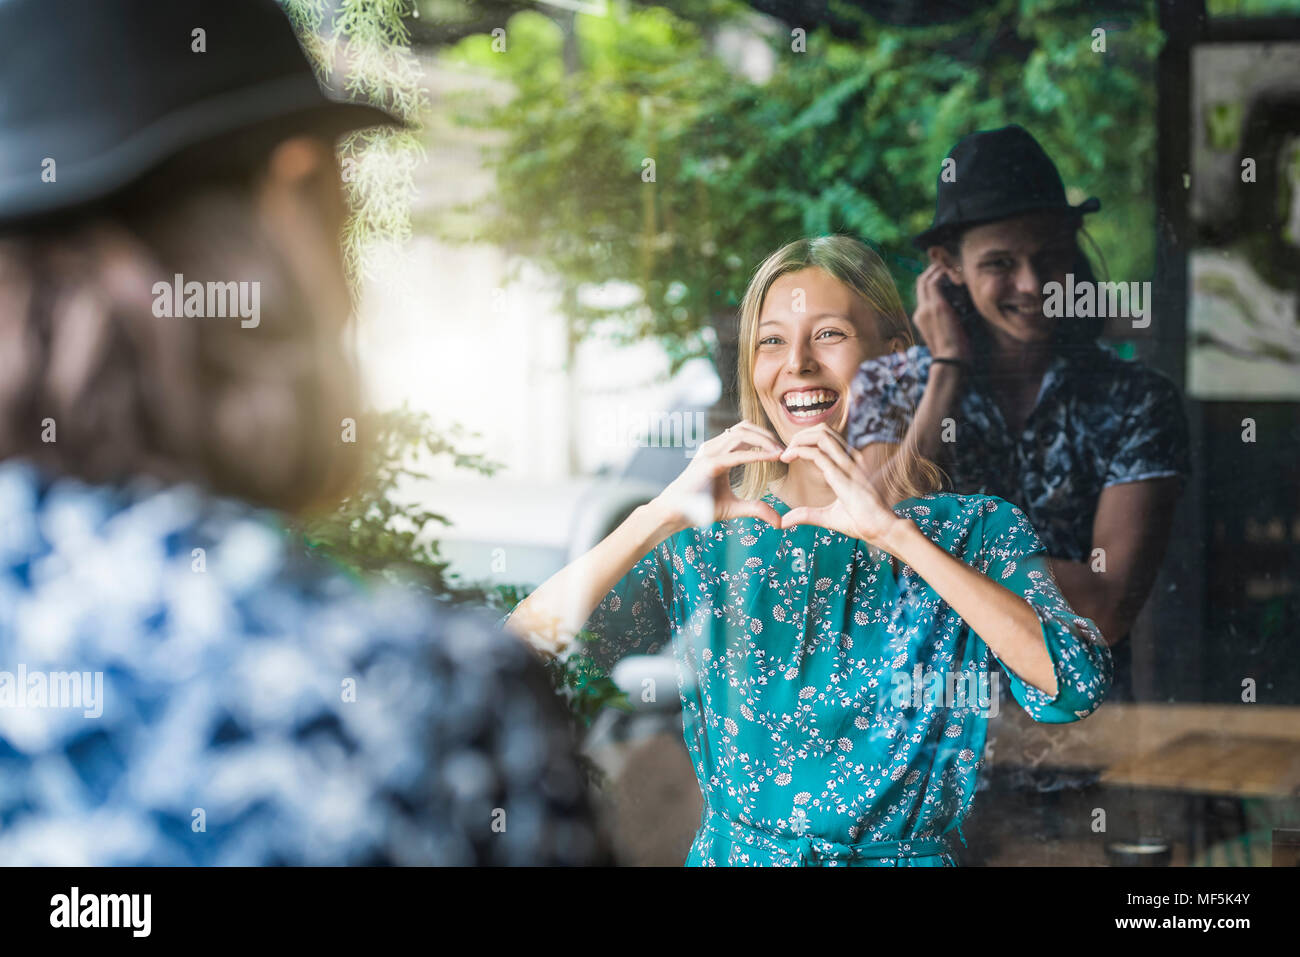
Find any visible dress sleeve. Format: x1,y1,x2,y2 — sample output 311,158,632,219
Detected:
1103,369,1191,487
575,538,677,675
975,498,1113,724
846,344,931,449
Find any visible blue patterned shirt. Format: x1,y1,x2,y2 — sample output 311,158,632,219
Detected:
847,343,1191,561
0,460,609,865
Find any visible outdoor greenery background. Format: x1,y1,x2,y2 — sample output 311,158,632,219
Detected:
447,0,1164,387
276,0,635,752
274,0,1227,733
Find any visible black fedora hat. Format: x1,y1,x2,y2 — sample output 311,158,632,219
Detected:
0,0,410,228
913,124,1100,250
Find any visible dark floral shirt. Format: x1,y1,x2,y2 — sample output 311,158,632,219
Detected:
0,460,609,865
847,343,1191,563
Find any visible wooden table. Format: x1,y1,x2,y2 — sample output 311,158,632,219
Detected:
988,703,1300,864
1100,731,1300,799
991,703,1300,773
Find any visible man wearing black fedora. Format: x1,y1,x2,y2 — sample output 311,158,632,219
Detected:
848,124,1191,863
0,0,611,866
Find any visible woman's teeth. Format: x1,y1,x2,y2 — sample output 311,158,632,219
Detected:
783,390,838,418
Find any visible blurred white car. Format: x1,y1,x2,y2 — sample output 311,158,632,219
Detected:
410,474,688,714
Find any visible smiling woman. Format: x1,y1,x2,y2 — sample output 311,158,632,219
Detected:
735,235,946,508
504,233,1113,867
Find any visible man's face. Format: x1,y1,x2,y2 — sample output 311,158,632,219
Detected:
942,212,1078,346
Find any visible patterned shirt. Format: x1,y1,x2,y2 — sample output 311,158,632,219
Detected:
579,491,1112,866
0,460,610,866
846,343,1191,561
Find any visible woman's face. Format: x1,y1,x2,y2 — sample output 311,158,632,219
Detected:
941,211,1077,347
751,266,898,444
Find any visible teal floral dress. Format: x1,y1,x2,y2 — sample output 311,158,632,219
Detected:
579,491,1112,867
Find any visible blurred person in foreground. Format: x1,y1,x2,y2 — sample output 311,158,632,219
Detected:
0,0,608,865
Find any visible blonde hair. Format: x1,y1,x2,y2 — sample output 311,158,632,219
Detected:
735,234,945,505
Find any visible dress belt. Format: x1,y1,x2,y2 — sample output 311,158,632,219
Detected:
700,806,961,866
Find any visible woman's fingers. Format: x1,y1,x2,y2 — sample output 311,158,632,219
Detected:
713,421,783,455
781,442,849,481
781,505,832,529
782,445,858,502
735,419,781,443
822,435,876,484
779,505,817,528
709,446,783,475
780,447,873,514
780,430,857,478
813,433,858,473
780,504,851,536
779,423,851,462
725,420,781,444
779,428,880,508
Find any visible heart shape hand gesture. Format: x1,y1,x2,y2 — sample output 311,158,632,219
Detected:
776,424,907,552
653,420,785,531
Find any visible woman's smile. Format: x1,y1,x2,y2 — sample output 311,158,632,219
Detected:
752,267,892,444
777,386,841,426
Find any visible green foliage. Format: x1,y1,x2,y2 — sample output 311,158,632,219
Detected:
488,588,636,735
470,583,633,787
1206,0,1300,14
447,0,1164,374
278,0,428,282
296,408,632,755
299,404,500,596
278,1,631,739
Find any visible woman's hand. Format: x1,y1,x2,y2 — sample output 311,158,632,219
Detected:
778,424,909,551
651,421,785,532
913,261,971,361
506,427,779,656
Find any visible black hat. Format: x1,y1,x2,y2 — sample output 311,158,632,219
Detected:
913,125,1100,250
0,0,410,228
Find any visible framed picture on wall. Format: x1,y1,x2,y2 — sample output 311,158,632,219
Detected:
1186,40,1300,399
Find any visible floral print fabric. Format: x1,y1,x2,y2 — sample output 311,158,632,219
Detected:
0,461,609,865
580,491,1112,866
